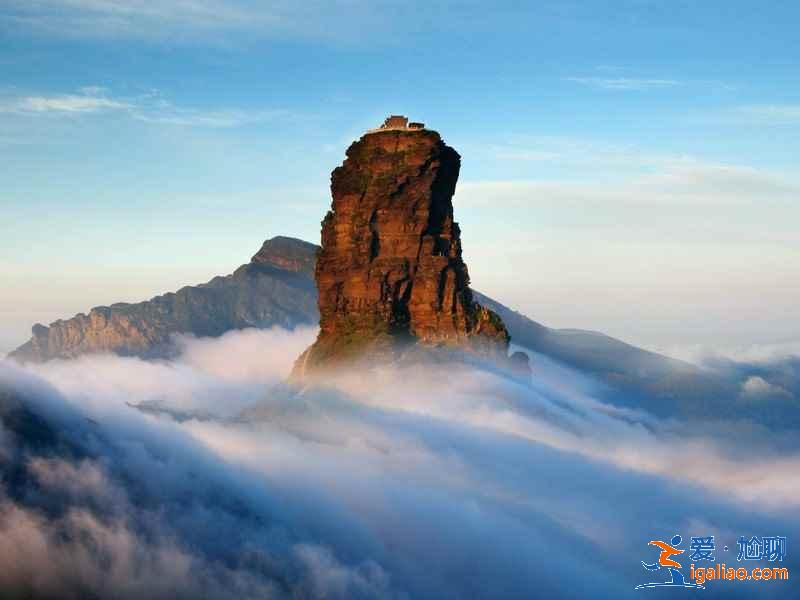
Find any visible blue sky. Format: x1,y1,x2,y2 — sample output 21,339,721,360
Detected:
1,1,798,356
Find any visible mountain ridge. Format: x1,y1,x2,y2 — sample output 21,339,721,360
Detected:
8,237,319,362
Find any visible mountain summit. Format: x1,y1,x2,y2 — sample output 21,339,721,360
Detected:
292,118,516,377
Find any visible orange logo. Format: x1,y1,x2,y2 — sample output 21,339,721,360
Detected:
648,539,684,569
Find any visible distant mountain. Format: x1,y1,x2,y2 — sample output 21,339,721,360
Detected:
473,292,737,418
9,237,319,362
8,235,736,418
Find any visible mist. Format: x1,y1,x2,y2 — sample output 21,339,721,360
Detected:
1,328,798,599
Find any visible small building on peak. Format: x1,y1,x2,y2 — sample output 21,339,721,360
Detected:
383,115,408,129
367,115,426,134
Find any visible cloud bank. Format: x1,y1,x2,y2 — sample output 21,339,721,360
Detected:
1,328,798,598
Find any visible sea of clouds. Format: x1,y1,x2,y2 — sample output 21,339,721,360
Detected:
1,327,798,599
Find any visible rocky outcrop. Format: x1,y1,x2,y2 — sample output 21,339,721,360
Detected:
292,122,513,376
6,232,740,418
250,235,316,275
8,237,319,362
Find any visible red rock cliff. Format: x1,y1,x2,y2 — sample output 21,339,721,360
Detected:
293,123,511,376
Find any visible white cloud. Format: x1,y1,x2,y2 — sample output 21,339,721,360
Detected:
25,327,318,418
741,376,790,399
0,86,287,128
15,329,800,508
565,76,680,90
2,329,799,598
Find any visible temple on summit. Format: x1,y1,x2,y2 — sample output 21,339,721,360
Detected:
368,115,425,133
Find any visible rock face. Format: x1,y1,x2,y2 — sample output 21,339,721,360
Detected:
8,237,319,362
293,122,511,376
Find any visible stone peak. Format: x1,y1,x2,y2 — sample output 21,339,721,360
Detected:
250,236,318,275
292,120,513,378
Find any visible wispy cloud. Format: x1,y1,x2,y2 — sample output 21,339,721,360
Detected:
731,104,800,124
481,146,561,162
0,86,287,128
0,0,486,45
469,136,705,174
469,136,800,197
458,161,800,208
2,0,281,39
0,85,131,115
133,106,288,128
565,76,681,91
1,0,412,44
2,94,131,114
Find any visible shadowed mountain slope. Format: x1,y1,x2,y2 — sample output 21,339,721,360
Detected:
472,292,737,417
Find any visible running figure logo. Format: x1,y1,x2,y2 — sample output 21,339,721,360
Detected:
635,535,705,590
